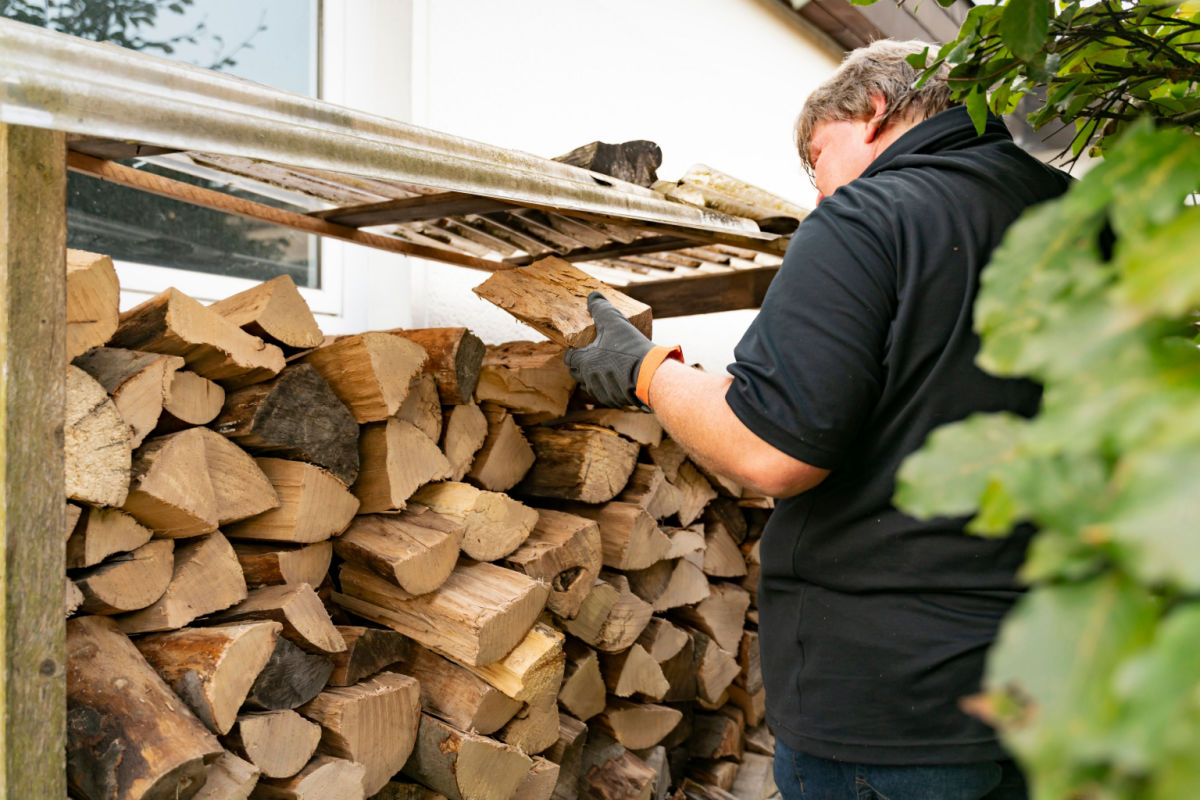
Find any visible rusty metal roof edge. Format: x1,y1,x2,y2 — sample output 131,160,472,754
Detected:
0,19,769,240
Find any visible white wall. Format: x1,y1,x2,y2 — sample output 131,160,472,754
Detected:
401,0,841,372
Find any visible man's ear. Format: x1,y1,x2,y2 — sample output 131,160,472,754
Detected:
864,93,889,144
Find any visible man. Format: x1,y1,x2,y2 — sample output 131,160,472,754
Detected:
565,40,1071,800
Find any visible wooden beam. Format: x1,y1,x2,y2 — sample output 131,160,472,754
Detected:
1,123,67,797
65,150,505,273
313,192,523,227
620,267,780,318
503,236,700,266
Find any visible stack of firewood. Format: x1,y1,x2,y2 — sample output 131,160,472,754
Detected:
62,249,777,800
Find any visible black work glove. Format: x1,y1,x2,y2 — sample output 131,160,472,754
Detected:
564,292,656,408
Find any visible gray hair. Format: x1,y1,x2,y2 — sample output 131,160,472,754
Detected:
795,40,953,176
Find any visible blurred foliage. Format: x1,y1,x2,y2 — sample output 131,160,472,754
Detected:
887,2,1200,798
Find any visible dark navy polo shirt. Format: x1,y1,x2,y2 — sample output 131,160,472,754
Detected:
726,105,1071,763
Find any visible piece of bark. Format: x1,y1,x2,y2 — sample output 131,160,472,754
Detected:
111,287,286,389
395,372,443,441
467,404,535,492
555,140,662,188
67,579,85,617
647,439,686,483
727,752,775,800
387,327,485,405
627,559,711,613
547,714,588,800
74,347,184,447
669,463,717,527
243,637,334,712
519,427,640,504
513,756,560,800
558,640,606,722
559,574,653,653
335,509,464,596
353,419,453,513
66,615,223,800
226,458,359,543
67,506,154,569
559,502,669,572
209,275,324,354
136,621,282,735
157,369,226,432
600,644,669,701
213,364,360,486
503,508,601,619
66,249,120,360
73,539,175,615
701,524,747,579
671,583,750,655
441,402,488,481
553,410,663,447
211,583,346,655
334,560,549,667
303,332,427,423
225,710,321,780
402,714,532,800
66,365,132,507
235,541,333,589
327,626,411,687
687,711,742,761
618,464,682,522
498,700,559,756
251,755,366,800
411,481,536,562
596,700,683,751
116,532,247,634
726,683,766,728
192,751,261,800
298,672,421,796
467,621,565,704
474,341,575,417
578,730,657,800
473,257,652,348
402,646,521,736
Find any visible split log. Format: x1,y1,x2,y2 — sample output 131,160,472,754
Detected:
234,541,333,589
725,684,766,728
687,711,742,761
402,646,521,736
685,763,739,793
136,621,282,735
371,783,450,800
659,633,697,704
122,427,218,537
67,579,85,617
200,428,282,525
578,731,657,800
596,700,683,751
555,140,662,188
251,755,365,800
600,644,669,701
387,327,485,405
211,583,346,655
212,364,360,486
67,506,153,569
303,332,427,423
473,257,652,348
737,630,762,694
74,347,183,447
727,752,776,800
158,369,225,432
467,404,534,492
402,713,532,800
694,464,741,500
209,275,324,354
558,639,606,722
66,249,120,360
559,574,653,653
411,481,536,562
618,464,682,522
353,419,452,513
192,751,260,800
686,630,739,707
334,509,464,596
701,530,746,580
671,583,750,655
441,402,488,481
632,746,670,800
546,714,588,800
636,619,690,666
225,710,321,780
298,672,422,796
335,560,549,667
669,463,717,528
665,526,706,561
702,499,747,544
554,409,662,447
519,427,639,504
66,615,223,800
559,502,669,572
117,532,247,634
66,365,132,507
743,724,774,757
110,287,286,389
474,341,575,418
395,372,442,442
678,778,738,800
467,621,564,704
503,508,601,619
498,699,559,756
73,539,175,615
67,501,84,540
514,756,560,800
740,539,760,607
327,626,411,687
647,438,686,483
243,637,334,711
627,559,710,612
225,458,359,544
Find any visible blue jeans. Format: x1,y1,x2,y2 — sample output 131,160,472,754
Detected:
774,739,1029,800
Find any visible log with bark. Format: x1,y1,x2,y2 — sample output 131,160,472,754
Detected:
210,583,346,655
474,341,575,418
546,713,588,800
234,541,333,589
518,426,640,504
387,327,485,405
502,508,601,619
250,755,365,800
303,331,427,423
578,730,657,800
555,140,662,188
440,402,488,481
402,713,532,800
243,637,334,712
402,645,521,736
74,347,183,447
334,508,464,596
327,626,411,687
73,539,175,615
208,274,324,355
560,574,653,653
410,481,537,562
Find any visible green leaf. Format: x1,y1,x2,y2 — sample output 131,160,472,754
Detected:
965,88,988,135
999,0,1049,60
905,47,929,70
1115,207,1200,321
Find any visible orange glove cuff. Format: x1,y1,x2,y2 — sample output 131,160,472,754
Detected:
635,345,684,407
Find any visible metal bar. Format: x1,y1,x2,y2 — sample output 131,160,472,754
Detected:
66,151,507,273
0,122,66,797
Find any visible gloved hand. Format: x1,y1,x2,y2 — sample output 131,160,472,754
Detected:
564,292,682,409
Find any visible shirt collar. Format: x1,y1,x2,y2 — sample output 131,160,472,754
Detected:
861,105,1014,179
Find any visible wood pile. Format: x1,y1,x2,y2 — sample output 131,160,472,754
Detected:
62,253,776,800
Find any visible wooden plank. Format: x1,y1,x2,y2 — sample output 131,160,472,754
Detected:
0,123,66,798
504,235,699,266
314,192,523,227
620,267,780,318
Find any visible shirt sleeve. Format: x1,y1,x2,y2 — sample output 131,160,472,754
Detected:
726,188,897,470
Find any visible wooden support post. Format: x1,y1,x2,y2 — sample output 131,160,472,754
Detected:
0,123,66,798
